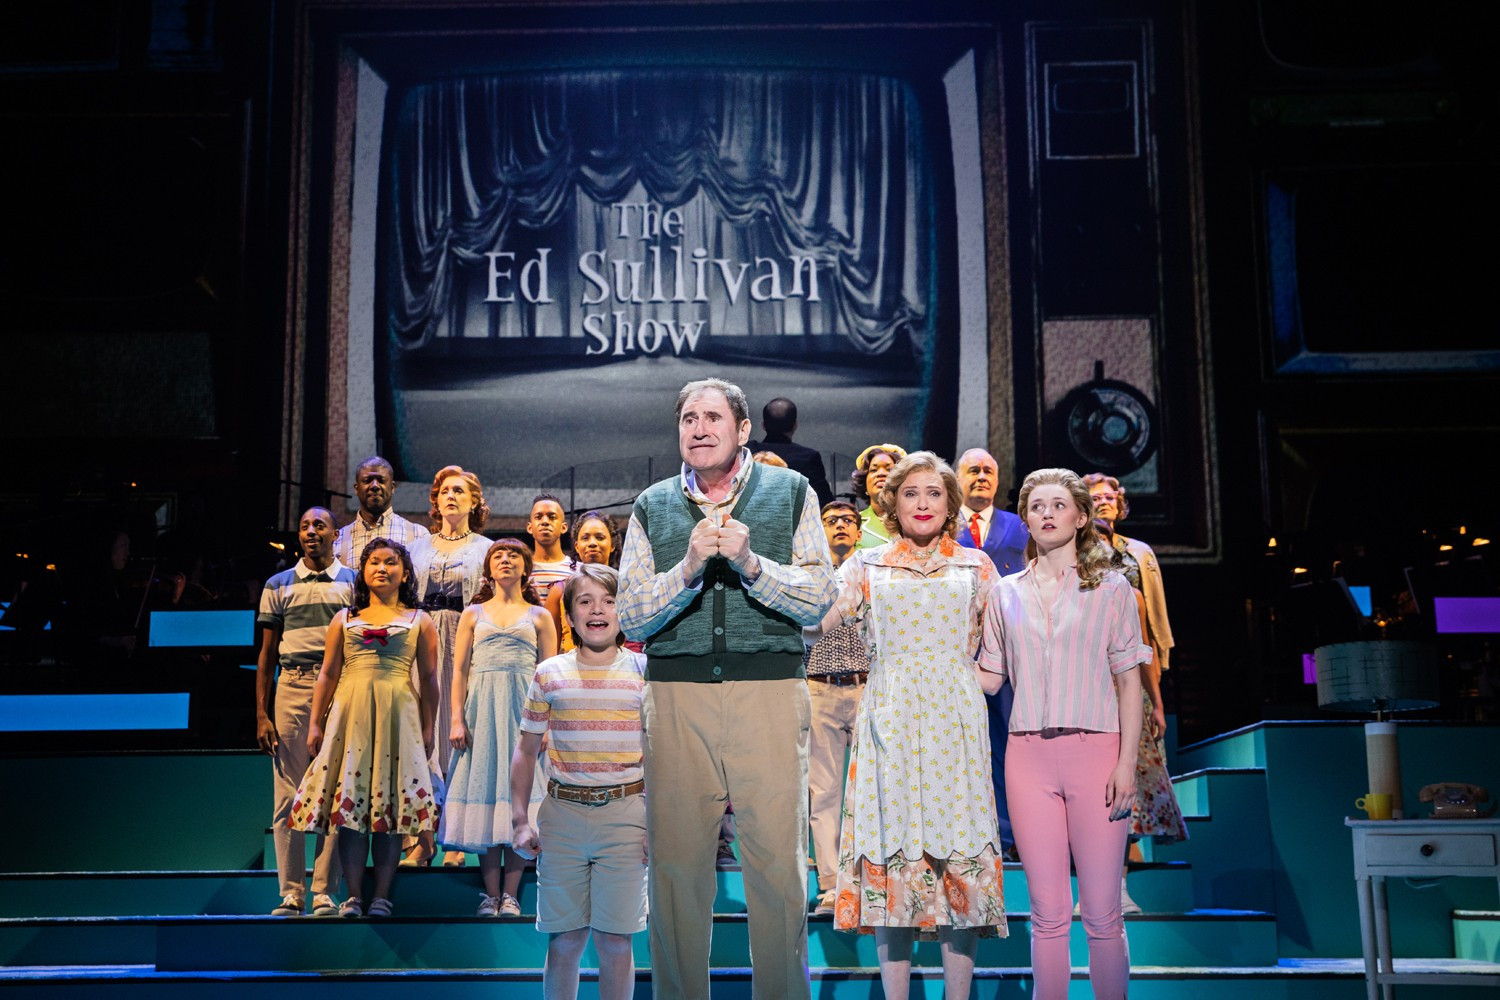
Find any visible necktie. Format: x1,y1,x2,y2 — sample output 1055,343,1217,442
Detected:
969,511,983,547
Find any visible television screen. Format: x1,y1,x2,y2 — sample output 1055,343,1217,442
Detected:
340,63,975,514
1264,163,1496,372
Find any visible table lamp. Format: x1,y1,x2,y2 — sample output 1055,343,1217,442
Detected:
1315,640,1439,819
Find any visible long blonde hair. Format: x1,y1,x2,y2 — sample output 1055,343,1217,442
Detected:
1016,467,1113,591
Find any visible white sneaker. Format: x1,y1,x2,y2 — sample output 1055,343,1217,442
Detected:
310,894,339,916
271,894,303,916
477,894,501,917
813,889,836,916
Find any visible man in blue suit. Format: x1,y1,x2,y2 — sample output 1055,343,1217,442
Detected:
955,448,1029,858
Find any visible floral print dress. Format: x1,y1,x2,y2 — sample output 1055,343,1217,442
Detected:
832,535,1006,937
290,610,440,836
1112,538,1188,843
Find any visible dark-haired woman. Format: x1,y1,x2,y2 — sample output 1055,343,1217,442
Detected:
850,444,907,549
543,510,619,653
290,538,440,917
440,538,556,916
408,465,493,865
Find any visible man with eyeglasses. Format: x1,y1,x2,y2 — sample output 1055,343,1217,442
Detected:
802,499,870,915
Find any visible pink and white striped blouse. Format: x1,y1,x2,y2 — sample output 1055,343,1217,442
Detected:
977,563,1150,733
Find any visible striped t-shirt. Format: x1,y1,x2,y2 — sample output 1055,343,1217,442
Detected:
256,559,356,671
521,648,646,786
977,564,1150,733
530,559,573,602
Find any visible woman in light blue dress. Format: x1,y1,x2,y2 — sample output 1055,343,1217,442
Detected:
440,537,556,915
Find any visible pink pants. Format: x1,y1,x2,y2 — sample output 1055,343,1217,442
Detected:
1007,731,1130,1000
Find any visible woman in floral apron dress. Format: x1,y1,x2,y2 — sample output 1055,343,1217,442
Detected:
813,451,1004,1000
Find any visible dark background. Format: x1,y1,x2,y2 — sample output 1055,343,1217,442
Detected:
1,0,1496,748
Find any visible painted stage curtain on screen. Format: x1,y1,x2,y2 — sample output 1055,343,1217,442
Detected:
385,70,930,358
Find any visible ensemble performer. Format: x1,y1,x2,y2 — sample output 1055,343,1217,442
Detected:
526,493,573,602
511,564,647,1000
439,539,555,917
408,465,493,866
955,447,1031,861
543,510,619,652
290,538,442,918
801,500,869,918
1092,514,1188,914
334,455,423,567
747,396,835,508
618,376,837,1000
1084,474,1175,676
850,444,906,549
254,506,353,916
978,469,1146,1000
816,452,1005,1000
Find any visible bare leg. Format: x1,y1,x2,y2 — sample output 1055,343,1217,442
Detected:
404,829,435,864
338,830,368,903
594,930,637,1000
480,846,502,899
542,927,589,1000
370,833,400,901
875,927,915,1000
939,926,978,999
502,846,526,901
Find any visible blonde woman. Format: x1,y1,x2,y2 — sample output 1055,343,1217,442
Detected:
978,468,1147,1000
816,451,1004,1000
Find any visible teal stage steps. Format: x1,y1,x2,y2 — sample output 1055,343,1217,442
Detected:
3,721,1499,996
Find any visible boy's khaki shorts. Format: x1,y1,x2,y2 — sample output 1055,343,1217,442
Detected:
535,791,648,935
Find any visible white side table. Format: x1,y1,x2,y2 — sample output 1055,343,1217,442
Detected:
1348,817,1500,999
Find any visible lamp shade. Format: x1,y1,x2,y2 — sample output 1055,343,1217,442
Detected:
1315,640,1440,713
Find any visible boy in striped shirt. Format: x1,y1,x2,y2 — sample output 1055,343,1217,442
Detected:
512,564,646,1000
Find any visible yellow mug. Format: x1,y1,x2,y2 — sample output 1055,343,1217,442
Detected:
1356,792,1394,820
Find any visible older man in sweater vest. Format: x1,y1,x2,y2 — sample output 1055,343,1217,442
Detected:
619,377,837,1000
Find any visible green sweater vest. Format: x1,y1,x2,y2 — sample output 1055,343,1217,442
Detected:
634,461,808,682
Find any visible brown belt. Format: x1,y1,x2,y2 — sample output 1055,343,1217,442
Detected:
1014,727,1099,740
808,672,868,687
547,777,644,806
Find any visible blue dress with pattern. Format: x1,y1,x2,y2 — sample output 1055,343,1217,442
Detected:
438,609,547,851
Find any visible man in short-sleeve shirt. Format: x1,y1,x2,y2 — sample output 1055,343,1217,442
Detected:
255,507,355,916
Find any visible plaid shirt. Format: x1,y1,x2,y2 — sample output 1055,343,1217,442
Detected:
618,449,836,640
334,507,425,568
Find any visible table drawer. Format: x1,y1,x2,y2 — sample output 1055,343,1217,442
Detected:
1364,832,1496,868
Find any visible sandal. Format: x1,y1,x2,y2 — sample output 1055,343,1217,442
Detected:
367,897,393,917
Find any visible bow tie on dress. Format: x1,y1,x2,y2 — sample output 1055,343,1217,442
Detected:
360,627,390,646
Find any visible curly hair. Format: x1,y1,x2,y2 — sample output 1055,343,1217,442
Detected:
1081,472,1130,522
876,451,963,540
850,443,908,504
426,465,490,532
471,538,540,606
351,537,418,611
1016,468,1114,591
570,510,621,569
